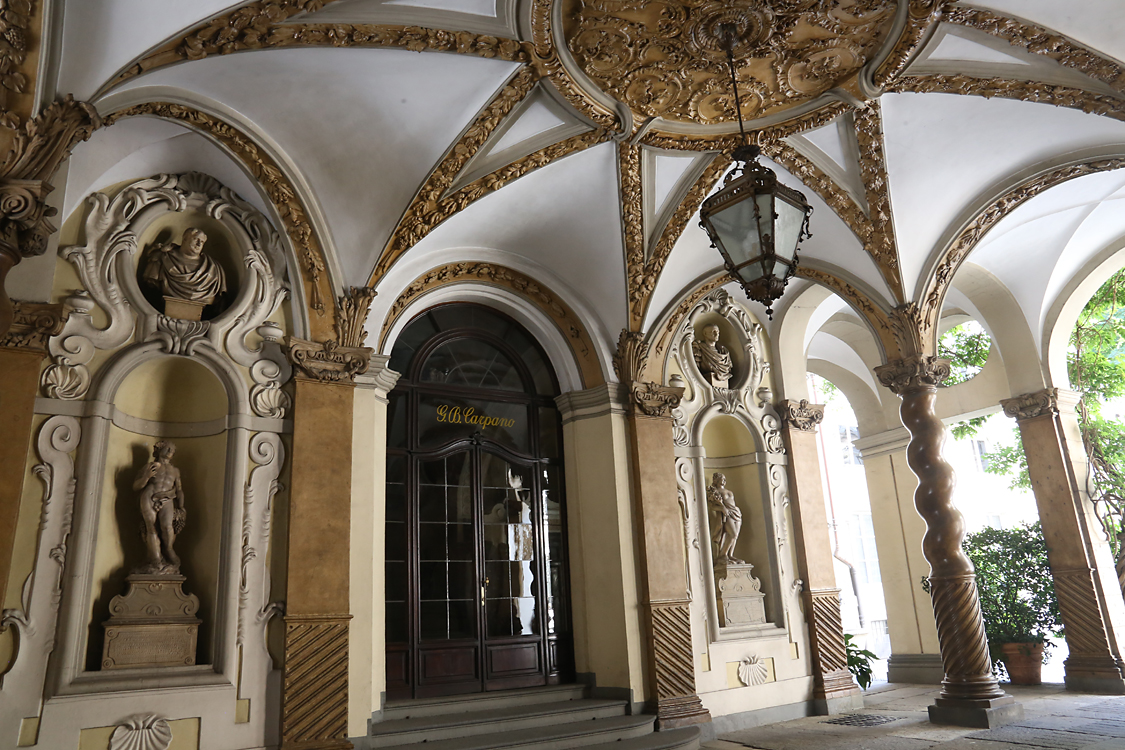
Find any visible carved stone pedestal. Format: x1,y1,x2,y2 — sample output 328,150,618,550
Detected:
715,562,766,629
163,296,207,321
102,574,200,669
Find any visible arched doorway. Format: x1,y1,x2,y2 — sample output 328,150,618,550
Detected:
384,303,573,699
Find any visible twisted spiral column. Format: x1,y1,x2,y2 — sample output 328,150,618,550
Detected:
877,355,1016,723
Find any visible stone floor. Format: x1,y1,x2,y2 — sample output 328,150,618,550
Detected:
705,684,1125,750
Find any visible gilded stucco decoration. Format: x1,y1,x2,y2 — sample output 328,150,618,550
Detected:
919,156,1125,334
104,103,334,334
563,0,898,124
382,261,604,388
942,6,1125,91
0,0,35,132
792,265,896,355
0,301,65,352
868,0,944,89
890,75,1125,124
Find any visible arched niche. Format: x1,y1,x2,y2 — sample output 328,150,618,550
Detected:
85,356,230,670
699,414,781,626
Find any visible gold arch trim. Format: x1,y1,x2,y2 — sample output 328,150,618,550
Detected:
918,155,1125,339
643,275,727,382
794,266,898,357
104,102,337,340
379,262,605,388
890,75,1125,122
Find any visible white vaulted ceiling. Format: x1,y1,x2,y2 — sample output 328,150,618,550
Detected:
44,0,1125,377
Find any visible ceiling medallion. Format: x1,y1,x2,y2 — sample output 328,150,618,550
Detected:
563,0,896,125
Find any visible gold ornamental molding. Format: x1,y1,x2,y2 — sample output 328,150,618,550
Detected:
613,328,649,383
562,0,898,125
0,300,66,353
853,102,902,298
372,66,541,281
869,0,945,89
890,75,1125,123
335,285,376,349
104,102,337,338
380,261,605,388
0,0,38,138
624,148,729,331
793,265,897,356
918,155,1125,337
943,5,1125,92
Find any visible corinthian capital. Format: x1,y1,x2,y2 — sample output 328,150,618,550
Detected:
1000,388,1060,421
875,355,951,394
779,399,824,432
286,337,372,383
630,381,683,418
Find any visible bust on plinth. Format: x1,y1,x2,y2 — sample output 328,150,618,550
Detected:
141,227,226,321
102,441,201,669
707,472,767,629
692,324,733,388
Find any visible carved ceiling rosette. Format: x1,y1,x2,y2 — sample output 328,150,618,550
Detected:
562,0,897,125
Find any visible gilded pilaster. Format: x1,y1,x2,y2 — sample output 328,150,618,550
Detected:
1001,388,1125,692
778,399,862,711
615,330,710,729
875,355,1021,727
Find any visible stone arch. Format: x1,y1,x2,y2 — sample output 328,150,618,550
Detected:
377,262,607,392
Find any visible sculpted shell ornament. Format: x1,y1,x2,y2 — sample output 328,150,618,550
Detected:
109,715,173,750
563,0,897,124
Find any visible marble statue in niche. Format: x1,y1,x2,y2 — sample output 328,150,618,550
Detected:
707,471,744,564
142,227,226,320
708,472,768,628
102,440,200,669
134,440,187,575
693,323,733,387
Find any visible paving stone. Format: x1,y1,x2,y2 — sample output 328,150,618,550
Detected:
1071,722,1125,739
966,726,1104,748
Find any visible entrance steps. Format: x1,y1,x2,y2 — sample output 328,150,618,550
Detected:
370,685,700,750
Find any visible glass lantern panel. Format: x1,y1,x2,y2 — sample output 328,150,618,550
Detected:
773,196,806,263
737,260,764,283
709,197,762,265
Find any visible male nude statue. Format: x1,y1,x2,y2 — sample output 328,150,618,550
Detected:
134,441,187,574
707,472,744,565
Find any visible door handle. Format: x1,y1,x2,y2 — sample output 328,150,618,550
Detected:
481,577,490,606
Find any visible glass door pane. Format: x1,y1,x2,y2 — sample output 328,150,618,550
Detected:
481,452,538,638
417,452,476,641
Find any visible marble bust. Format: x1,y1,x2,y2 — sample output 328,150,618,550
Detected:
693,323,733,387
142,227,226,316
707,471,744,565
133,440,187,575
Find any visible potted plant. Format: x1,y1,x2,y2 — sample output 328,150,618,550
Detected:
961,521,1063,684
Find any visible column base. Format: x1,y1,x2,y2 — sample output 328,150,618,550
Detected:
887,653,944,684
928,695,1023,728
655,695,712,730
813,692,864,715
1064,655,1125,694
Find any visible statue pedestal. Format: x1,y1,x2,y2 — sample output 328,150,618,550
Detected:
706,374,729,389
102,574,201,669
163,296,207,321
715,562,767,629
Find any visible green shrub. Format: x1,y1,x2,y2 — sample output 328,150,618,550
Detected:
844,633,877,690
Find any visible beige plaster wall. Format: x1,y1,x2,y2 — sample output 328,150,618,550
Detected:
78,718,200,750
863,451,940,655
562,408,647,701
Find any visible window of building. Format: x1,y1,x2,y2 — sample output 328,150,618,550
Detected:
839,425,862,465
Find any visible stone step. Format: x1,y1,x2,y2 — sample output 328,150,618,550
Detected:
370,698,629,747
371,713,656,750
583,726,701,750
384,684,588,721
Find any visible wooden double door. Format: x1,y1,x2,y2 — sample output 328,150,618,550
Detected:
385,441,570,698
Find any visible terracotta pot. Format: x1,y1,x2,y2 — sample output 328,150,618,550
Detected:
1000,642,1044,685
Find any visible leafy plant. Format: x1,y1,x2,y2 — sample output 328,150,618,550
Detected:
951,415,988,441
962,522,1062,674
938,321,991,387
983,429,1032,491
844,633,878,690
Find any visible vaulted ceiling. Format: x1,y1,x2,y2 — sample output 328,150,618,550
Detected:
42,0,1125,382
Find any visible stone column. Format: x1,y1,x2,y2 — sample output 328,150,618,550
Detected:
625,380,711,729
853,428,944,684
282,336,372,750
350,357,401,735
876,355,1020,728
1001,388,1125,692
779,400,862,713
0,302,65,611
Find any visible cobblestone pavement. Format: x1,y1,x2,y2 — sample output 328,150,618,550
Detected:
705,684,1125,750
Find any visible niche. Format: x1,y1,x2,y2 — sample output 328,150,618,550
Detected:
85,356,229,670
691,312,744,386
134,212,241,321
701,414,781,627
